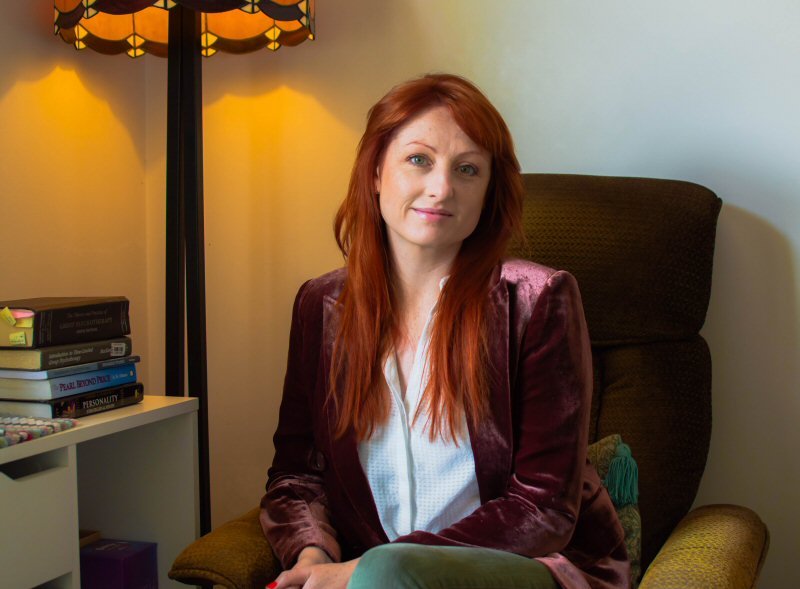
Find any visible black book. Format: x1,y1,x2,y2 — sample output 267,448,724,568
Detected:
0,382,144,419
0,296,130,349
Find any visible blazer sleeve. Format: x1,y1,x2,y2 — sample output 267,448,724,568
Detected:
259,281,342,568
393,270,593,557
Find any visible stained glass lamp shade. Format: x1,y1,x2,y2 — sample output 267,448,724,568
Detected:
55,0,315,57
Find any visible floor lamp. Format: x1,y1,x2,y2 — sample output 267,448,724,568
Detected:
54,0,315,535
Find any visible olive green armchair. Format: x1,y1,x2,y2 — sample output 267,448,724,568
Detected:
169,174,769,588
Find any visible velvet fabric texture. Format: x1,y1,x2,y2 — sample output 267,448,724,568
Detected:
260,260,630,589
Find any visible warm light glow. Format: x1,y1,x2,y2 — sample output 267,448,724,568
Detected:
54,0,315,58
0,66,142,241
3,67,127,147
203,84,358,295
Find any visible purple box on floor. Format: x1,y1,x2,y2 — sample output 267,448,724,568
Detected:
80,538,157,589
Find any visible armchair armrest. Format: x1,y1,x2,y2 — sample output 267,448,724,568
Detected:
639,504,769,589
169,507,279,589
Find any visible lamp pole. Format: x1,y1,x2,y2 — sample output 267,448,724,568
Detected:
55,0,314,542
165,4,211,536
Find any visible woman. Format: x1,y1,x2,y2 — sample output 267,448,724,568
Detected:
261,73,629,589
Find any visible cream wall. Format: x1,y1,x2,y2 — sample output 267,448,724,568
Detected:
0,2,796,588
0,5,151,385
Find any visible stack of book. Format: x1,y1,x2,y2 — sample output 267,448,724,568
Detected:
0,296,143,419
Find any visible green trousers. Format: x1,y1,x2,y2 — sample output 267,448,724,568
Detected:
347,544,559,589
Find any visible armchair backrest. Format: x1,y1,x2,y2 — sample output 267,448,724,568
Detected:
509,173,722,569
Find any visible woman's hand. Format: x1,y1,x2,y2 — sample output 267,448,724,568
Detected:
268,546,359,589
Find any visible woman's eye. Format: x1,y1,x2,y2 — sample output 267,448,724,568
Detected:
408,154,428,166
458,164,478,176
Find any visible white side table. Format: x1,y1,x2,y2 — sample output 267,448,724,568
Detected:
0,395,199,589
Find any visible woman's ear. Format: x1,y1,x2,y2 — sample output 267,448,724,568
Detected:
374,166,382,196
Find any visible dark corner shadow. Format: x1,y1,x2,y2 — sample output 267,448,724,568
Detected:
704,195,799,468
699,193,799,588
201,0,428,133
706,200,799,368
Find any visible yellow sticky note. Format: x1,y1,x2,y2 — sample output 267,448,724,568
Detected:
15,317,33,328
1,307,16,326
9,331,27,346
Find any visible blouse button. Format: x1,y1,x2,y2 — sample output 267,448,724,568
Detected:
311,450,327,472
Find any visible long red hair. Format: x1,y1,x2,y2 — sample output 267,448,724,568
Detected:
332,73,523,441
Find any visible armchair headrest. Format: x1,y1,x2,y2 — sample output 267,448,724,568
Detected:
511,174,722,345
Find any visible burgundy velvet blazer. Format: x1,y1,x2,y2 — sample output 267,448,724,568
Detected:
260,259,630,589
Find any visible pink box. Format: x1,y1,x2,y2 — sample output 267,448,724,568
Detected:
80,538,157,589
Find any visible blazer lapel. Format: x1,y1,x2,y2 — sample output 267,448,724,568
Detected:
468,274,514,503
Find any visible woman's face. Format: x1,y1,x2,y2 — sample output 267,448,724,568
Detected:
375,106,491,264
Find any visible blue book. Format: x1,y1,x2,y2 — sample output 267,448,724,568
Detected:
0,355,139,380
0,363,137,401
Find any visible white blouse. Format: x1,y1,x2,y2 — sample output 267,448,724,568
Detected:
357,285,482,540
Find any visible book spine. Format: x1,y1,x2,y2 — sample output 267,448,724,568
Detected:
39,337,133,370
35,300,131,348
0,355,140,381
0,383,144,418
50,383,144,418
48,364,137,398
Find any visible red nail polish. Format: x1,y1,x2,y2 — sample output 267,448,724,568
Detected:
267,583,277,589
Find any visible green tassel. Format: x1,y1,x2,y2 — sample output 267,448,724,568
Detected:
603,442,639,508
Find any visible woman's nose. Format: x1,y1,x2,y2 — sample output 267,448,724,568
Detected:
427,166,454,199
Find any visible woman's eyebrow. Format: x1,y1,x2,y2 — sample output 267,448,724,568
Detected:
405,140,436,151
405,140,487,159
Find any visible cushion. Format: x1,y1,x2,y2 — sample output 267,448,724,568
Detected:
588,434,642,587
168,507,278,588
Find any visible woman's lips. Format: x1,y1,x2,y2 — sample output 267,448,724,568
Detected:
412,208,453,220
